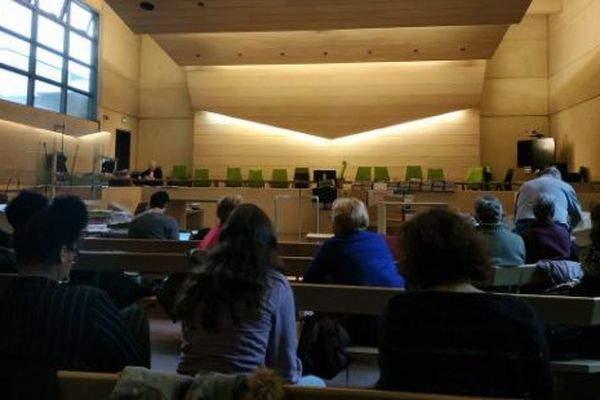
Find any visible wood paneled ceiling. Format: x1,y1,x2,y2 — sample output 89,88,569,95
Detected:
153,25,509,66
105,0,532,34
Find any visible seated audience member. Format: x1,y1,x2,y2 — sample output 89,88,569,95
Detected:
378,209,554,399
474,195,525,267
303,197,404,345
303,197,404,287
1,191,49,273
198,195,242,250
140,160,163,181
521,193,571,263
176,204,321,386
567,204,600,296
0,229,14,272
129,190,179,239
0,195,149,372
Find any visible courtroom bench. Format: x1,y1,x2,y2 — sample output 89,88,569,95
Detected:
57,370,515,400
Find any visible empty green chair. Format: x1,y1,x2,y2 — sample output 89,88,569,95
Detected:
271,168,289,188
226,167,243,187
294,167,310,188
192,168,210,187
427,168,445,191
374,166,390,182
464,166,484,190
405,165,423,191
355,166,372,182
247,169,264,188
170,165,188,185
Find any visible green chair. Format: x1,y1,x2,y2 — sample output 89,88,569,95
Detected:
226,167,243,187
464,166,484,190
355,166,372,182
247,169,264,188
271,169,289,188
192,168,210,187
294,167,310,188
374,166,390,182
405,165,423,191
427,167,445,191
169,165,188,185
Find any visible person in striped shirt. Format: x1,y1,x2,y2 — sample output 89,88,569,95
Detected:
0,195,149,372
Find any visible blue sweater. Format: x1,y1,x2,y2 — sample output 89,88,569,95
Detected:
303,230,404,287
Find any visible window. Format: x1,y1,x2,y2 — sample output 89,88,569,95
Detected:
0,0,98,120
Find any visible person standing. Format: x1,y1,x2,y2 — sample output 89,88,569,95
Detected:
514,167,583,235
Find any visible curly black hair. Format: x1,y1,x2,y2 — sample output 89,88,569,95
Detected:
398,208,492,289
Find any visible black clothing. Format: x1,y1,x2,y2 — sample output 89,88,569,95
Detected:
0,246,15,273
0,276,148,372
378,291,554,399
140,167,163,180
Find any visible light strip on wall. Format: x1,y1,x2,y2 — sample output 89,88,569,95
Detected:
202,111,329,145
202,109,471,145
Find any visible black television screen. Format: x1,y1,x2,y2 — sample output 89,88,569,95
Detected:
313,170,337,182
517,138,555,168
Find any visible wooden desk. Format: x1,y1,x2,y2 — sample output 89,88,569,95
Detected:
377,200,449,234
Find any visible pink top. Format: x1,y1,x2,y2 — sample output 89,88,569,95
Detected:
198,223,221,250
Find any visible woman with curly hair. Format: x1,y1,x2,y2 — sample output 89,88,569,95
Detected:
377,209,554,399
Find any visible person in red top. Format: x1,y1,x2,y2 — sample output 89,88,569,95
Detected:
198,195,242,250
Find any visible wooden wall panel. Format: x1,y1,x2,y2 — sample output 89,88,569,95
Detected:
548,0,600,178
193,109,480,181
186,61,486,138
480,15,549,180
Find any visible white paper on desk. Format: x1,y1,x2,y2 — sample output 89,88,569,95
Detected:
85,224,109,233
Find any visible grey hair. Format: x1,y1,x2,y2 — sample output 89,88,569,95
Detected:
541,166,562,180
474,195,504,224
331,197,369,235
533,193,556,223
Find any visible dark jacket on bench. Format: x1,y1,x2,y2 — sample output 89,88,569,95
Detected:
378,292,554,400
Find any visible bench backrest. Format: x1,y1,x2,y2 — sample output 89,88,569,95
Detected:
80,238,320,257
74,251,312,277
486,265,543,288
56,370,510,400
291,282,600,326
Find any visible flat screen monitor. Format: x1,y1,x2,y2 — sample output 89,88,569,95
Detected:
313,170,337,183
517,138,555,169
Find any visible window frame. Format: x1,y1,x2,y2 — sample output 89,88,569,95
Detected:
0,0,99,120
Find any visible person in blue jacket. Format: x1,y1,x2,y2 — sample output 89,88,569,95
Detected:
303,197,404,344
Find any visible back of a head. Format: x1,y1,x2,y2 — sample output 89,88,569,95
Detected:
533,193,555,224
177,203,278,331
18,195,88,266
216,195,242,224
331,197,369,235
5,191,48,233
540,166,562,180
150,191,169,209
398,209,490,289
474,195,503,224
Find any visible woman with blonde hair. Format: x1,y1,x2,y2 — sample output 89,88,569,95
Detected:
303,197,404,344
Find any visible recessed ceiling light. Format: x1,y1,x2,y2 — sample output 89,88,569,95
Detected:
139,1,154,11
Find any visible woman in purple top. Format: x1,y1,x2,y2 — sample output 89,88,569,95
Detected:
521,193,572,263
176,204,319,385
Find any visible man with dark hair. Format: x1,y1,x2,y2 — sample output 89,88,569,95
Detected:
128,190,179,239
0,195,148,375
514,166,583,234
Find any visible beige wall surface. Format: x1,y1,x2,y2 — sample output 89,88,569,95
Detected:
136,36,193,174
193,109,480,181
480,15,550,180
549,0,600,179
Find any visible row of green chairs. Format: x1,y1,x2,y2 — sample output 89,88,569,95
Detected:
354,167,390,182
